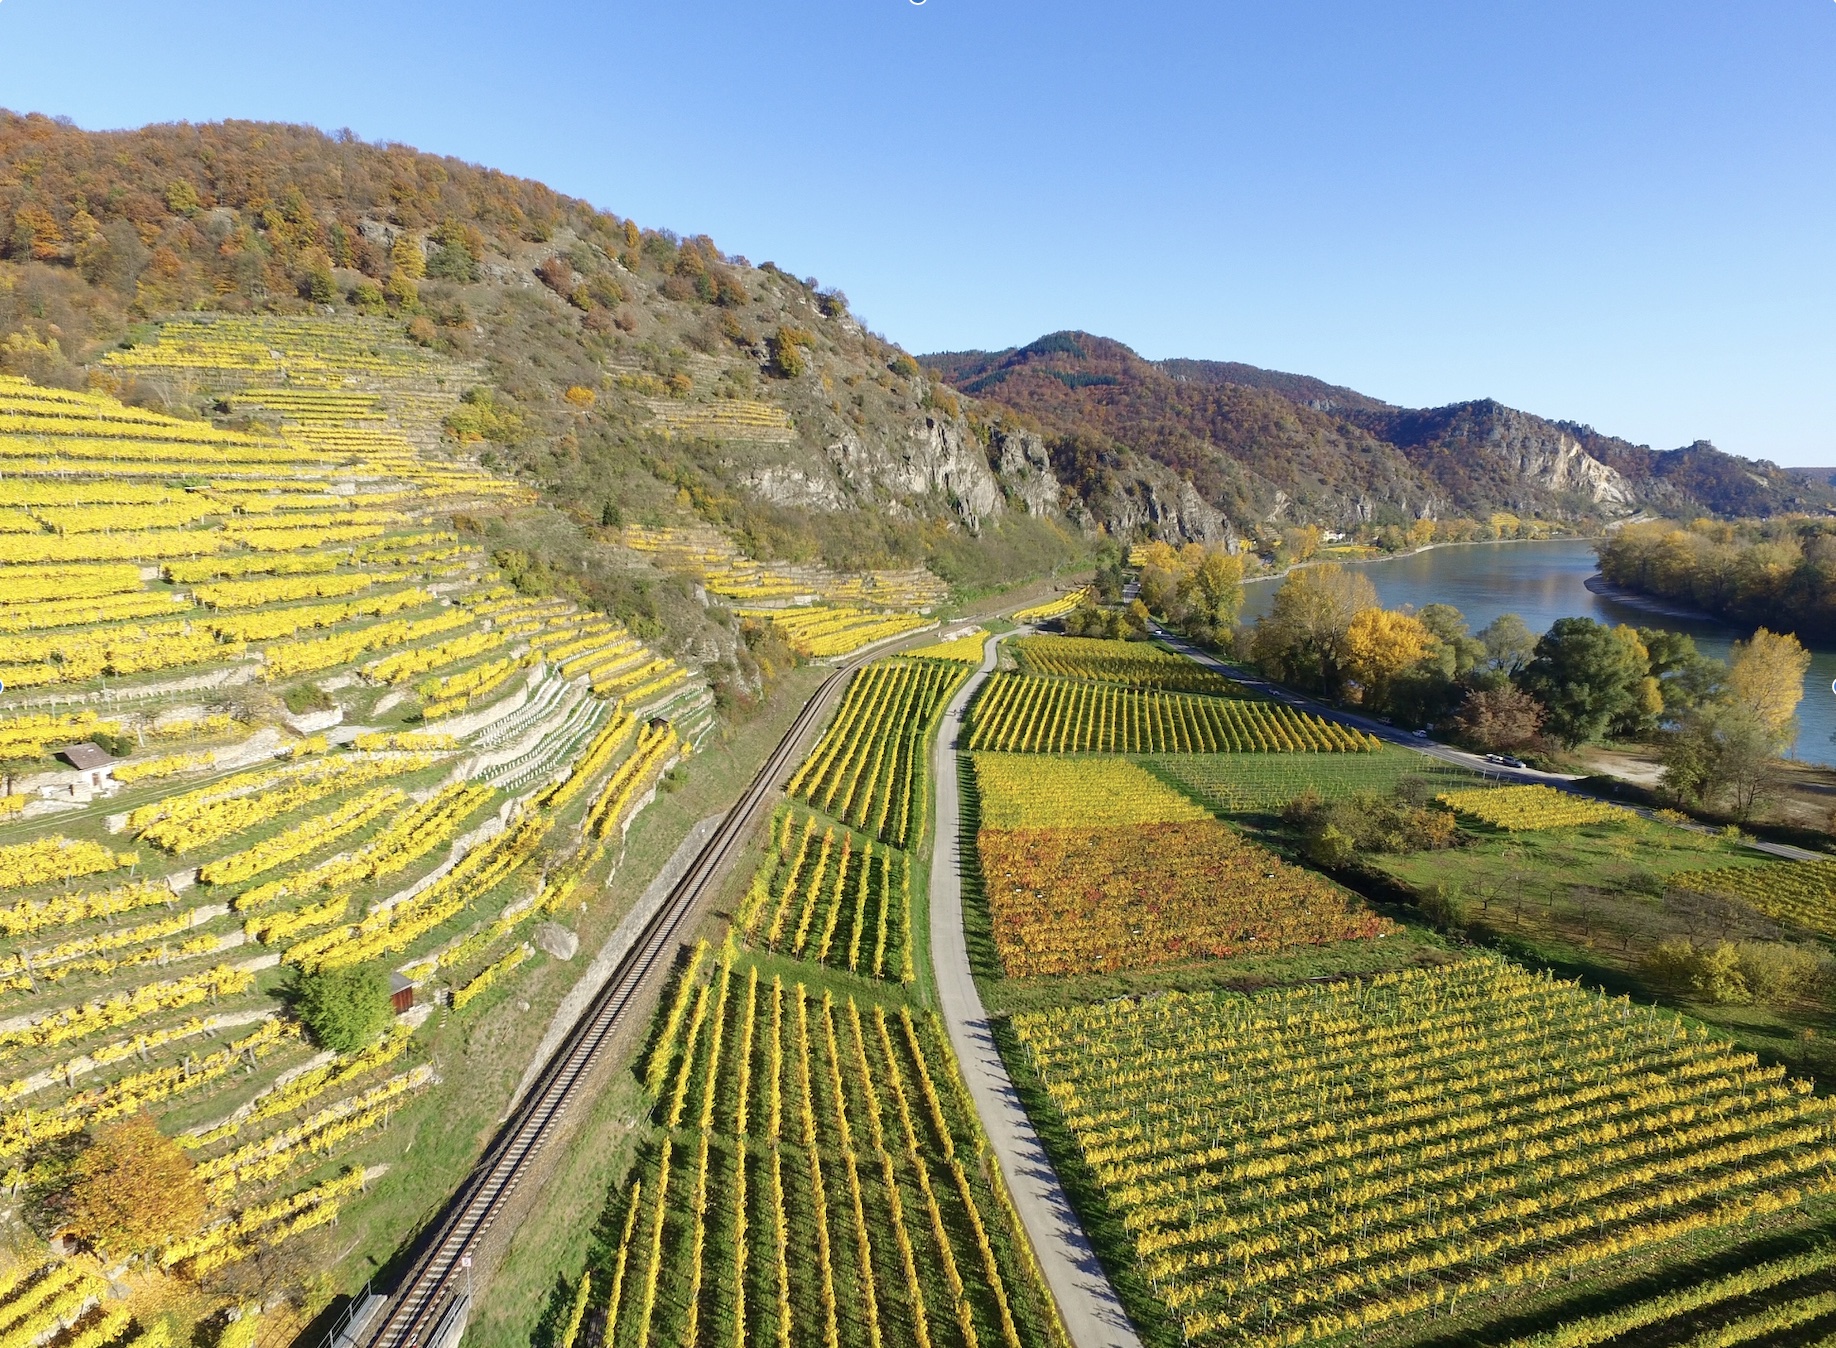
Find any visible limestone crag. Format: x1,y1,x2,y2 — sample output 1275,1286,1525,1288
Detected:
1089,463,1234,546
987,427,1064,516
819,414,1005,528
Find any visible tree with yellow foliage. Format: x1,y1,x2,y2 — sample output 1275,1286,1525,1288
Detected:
1132,541,1243,640
10,205,64,262
389,233,426,279
1343,607,1437,707
1192,549,1243,629
1279,525,1323,564
1727,627,1809,748
1249,563,1379,695
63,1113,206,1257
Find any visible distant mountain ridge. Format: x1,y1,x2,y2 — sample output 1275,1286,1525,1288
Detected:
924,332,1832,541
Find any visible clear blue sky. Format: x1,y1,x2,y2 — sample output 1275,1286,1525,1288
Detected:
3,1,1832,464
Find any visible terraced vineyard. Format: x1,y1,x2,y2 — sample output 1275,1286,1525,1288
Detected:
1012,590,1089,624
740,605,934,659
621,523,949,659
0,318,709,1342
966,674,1378,754
621,524,949,611
1013,958,1836,1348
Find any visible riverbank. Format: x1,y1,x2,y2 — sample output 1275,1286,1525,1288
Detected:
1580,741,1836,837
1582,571,1729,625
1233,537,1836,769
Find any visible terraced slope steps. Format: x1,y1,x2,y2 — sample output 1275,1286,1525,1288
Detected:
0,315,709,1343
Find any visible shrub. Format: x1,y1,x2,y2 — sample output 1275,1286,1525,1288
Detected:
1641,938,1813,1006
295,963,394,1052
283,682,334,714
1690,942,1752,1004
1418,882,1471,929
87,728,136,757
426,242,480,282
770,326,813,378
1644,936,1700,990
350,279,386,314
1289,789,1458,857
1736,941,1824,1003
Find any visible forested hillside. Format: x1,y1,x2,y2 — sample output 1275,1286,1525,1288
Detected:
925,332,1834,539
0,111,1085,684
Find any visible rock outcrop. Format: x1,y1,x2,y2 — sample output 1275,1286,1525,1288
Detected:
819,414,1004,529
987,427,1063,516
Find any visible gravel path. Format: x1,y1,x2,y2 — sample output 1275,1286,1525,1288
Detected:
928,632,1142,1348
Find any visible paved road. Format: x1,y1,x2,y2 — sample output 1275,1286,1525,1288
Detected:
929,632,1142,1348
1154,625,1827,864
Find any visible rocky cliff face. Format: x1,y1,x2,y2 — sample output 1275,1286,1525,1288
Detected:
987,427,1064,517
737,414,1079,534
1080,457,1235,545
1379,401,1637,515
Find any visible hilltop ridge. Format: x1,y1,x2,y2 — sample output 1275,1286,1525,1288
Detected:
924,331,1832,541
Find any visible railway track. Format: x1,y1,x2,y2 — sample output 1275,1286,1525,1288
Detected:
355,659,860,1348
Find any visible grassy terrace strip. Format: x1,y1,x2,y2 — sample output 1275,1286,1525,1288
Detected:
1011,957,1836,1348
1435,784,1630,831
964,673,1378,754
1011,636,1245,695
787,658,968,849
602,954,1060,1348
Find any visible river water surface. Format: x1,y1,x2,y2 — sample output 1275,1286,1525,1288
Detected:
1236,539,1836,768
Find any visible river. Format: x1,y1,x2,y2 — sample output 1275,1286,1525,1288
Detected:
1236,539,1836,768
